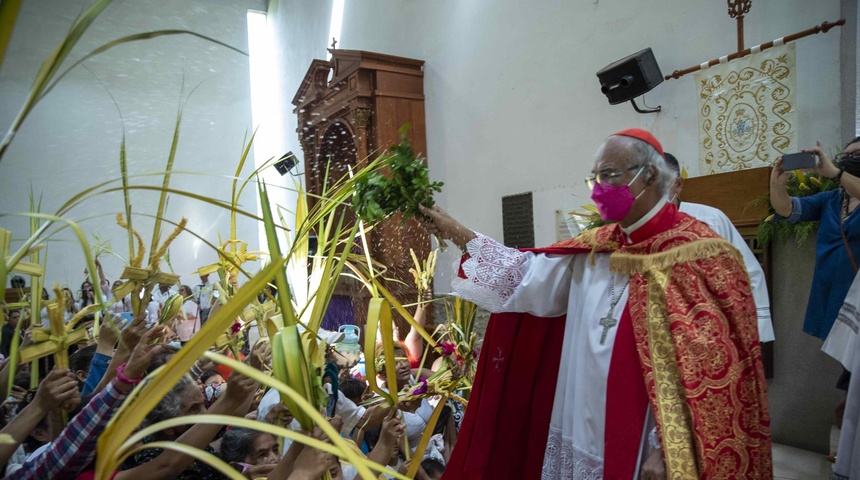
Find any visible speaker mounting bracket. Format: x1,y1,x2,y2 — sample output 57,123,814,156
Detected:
630,98,661,114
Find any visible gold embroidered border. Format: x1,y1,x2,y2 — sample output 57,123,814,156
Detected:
645,267,699,479
609,238,743,275
615,237,748,478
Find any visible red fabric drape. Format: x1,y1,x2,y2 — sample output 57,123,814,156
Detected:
442,313,566,480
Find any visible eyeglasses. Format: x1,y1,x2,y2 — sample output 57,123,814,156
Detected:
585,164,642,190
835,152,860,163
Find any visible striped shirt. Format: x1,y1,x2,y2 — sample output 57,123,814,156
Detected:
3,379,128,480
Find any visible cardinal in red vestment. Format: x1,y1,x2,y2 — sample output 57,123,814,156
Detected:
421,129,772,479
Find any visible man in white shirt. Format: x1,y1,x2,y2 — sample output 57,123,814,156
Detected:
192,273,214,324
664,152,775,343
151,282,175,308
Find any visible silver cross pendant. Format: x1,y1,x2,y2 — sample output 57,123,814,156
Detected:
599,314,617,345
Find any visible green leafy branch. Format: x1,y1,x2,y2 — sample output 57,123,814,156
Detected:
352,124,444,224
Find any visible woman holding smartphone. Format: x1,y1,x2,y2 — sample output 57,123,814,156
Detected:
770,136,860,341
771,137,860,438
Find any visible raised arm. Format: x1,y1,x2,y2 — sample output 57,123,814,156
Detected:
95,260,110,298
92,313,147,394
364,409,403,473
403,296,429,365
419,206,572,316
419,205,476,251
811,140,860,200
115,368,259,480
6,326,163,480
769,158,793,218
0,369,79,468
81,315,121,396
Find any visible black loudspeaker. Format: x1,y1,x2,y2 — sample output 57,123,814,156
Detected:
596,48,663,105
274,151,299,176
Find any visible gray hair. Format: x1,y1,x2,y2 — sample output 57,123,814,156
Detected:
598,135,675,196
628,139,675,196
144,374,196,428
220,427,267,463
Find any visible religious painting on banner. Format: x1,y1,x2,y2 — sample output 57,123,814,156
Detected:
696,43,797,174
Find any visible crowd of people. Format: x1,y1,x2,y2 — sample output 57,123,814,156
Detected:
0,129,858,479
0,263,456,479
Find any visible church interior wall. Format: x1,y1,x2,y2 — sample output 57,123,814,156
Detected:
321,0,844,248
0,0,854,455
304,0,847,454
0,0,266,286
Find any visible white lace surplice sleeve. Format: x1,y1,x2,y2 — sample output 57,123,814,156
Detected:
451,233,573,317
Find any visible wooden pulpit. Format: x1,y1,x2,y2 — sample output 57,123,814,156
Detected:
292,49,431,336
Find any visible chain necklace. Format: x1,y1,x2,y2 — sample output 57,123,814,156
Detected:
599,276,629,345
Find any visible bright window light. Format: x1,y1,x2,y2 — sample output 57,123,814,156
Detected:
247,10,275,156
246,10,278,251
247,10,274,155
327,0,345,59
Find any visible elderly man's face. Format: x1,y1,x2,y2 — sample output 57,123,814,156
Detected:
591,139,645,191
591,137,660,226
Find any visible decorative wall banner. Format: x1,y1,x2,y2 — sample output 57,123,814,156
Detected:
696,43,797,174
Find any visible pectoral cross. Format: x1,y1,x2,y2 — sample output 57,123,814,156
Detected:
599,314,617,346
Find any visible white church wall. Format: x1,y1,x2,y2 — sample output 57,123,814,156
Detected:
0,0,263,291
334,0,842,248
0,2,845,301
258,0,335,245
265,0,849,453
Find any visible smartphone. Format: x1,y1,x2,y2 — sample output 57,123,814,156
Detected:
781,151,817,171
118,311,134,329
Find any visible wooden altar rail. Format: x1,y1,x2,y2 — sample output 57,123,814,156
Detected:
665,18,845,80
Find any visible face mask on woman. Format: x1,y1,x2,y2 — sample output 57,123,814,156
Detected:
840,154,860,178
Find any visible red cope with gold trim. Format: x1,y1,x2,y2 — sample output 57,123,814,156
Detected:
442,203,771,480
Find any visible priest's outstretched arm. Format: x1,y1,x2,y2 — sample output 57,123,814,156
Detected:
420,205,573,316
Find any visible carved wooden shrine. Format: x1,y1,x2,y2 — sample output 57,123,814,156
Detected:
292,49,431,336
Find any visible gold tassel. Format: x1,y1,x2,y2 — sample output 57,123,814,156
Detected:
609,238,744,275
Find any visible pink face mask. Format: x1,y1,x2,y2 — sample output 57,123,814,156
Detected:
590,166,645,222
